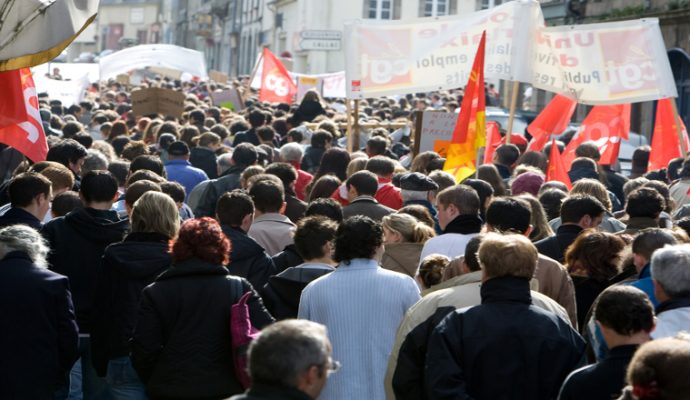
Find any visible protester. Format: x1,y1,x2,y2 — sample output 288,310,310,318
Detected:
131,217,274,398
164,140,208,199
342,170,395,221
619,187,666,235
299,216,420,400
248,178,296,256
650,244,690,339
190,132,221,178
628,228,678,305
425,233,585,399
265,162,307,223
381,213,435,277
0,172,52,229
0,225,79,399
279,142,313,201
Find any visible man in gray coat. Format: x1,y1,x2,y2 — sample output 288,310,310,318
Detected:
342,171,394,222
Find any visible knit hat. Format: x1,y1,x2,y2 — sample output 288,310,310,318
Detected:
511,171,544,196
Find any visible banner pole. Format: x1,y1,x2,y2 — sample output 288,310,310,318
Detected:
346,99,353,153
243,50,264,102
353,99,360,152
506,80,520,145
671,98,687,157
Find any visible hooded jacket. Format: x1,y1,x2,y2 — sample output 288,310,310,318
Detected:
91,232,172,377
381,242,424,278
42,207,130,333
262,262,335,320
223,225,276,291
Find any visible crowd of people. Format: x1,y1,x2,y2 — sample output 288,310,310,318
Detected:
1,75,690,400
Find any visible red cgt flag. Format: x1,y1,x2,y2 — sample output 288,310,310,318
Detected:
0,69,28,129
483,121,501,164
648,98,690,171
547,139,572,190
0,68,48,162
527,94,577,152
562,104,630,168
259,48,297,103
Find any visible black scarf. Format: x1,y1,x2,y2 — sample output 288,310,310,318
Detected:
443,214,483,235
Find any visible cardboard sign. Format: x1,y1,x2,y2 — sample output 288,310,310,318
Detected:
148,66,182,80
211,88,244,111
115,74,130,85
417,111,457,155
209,70,229,83
131,88,185,118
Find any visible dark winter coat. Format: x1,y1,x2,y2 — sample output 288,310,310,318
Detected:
229,383,313,400
91,232,172,377
194,165,245,217
42,207,130,333
190,146,219,179
534,224,583,264
222,225,276,291
271,244,304,274
292,100,326,125
262,263,334,320
131,259,274,399
0,251,79,399
0,207,42,230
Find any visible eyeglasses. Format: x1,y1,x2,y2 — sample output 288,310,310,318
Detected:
326,358,341,375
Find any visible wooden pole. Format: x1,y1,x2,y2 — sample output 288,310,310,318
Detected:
353,99,360,152
670,98,687,157
241,50,264,104
346,99,353,153
505,81,520,145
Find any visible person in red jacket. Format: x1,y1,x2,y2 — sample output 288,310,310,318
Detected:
330,156,403,210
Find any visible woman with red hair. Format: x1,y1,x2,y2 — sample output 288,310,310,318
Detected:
131,217,274,399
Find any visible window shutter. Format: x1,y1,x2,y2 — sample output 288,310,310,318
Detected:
393,0,402,19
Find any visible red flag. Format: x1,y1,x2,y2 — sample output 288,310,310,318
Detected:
0,69,28,128
547,139,572,190
443,31,486,183
259,48,297,103
562,104,630,167
527,94,577,151
0,68,48,162
483,121,501,164
648,98,690,171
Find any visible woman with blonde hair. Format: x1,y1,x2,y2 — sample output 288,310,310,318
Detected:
381,213,435,277
549,178,626,233
517,194,554,242
91,191,181,397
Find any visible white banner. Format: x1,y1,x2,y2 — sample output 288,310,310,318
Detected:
343,0,677,105
32,63,100,83
99,44,208,81
34,74,90,107
250,56,347,98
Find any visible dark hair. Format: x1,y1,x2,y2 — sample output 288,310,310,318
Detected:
366,156,395,176
560,195,606,224
287,129,304,143
265,163,298,186
632,228,677,262
314,148,350,181
333,216,383,263
46,138,88,168
436,185,480,215
464,235,483,272
643,180,673,213
51,191,83,217
294,216,338,260
126,169,166,187
565,230,625,282
307,175,341,202
538,189,567,222
172,217,230,264
256,126,276,142
346,170,378,196
305,198,343,223
366,136,388,156
398,205,435,228
485,197,531,234
418,254,450,288
248,109,267,128
73,134,93,149
230,120,250,135
216,190,254,227
310,130,333,149
232,143,259,167
125,180,162,207
189,109,205,125
462,178,494,217
62,121,84,138
80,171,119,203
130,155,166,178
593,286,655,335
160,181,186,203
516,151,548,173
249,179,284,213
625,187,665,219
495,144,520,166
477,164,507,196
8,172,52,208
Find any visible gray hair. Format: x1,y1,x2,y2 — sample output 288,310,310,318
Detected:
217,152,233,175
82,149,109,175
248,319,330,387
279,143,304,163
0,225,50,268
651,244,690,298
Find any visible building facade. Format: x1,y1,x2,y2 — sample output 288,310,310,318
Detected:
97,0,163,51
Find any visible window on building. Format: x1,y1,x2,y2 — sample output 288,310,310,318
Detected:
423,0,448,17
478,0,504,9
365,0,394,19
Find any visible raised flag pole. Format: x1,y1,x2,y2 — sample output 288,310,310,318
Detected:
242,49,264,103
671,98,687,156
505,81,520,145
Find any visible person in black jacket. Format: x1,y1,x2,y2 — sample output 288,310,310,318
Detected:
190,132,221,179
291,90,326,126
535,195,606,263
0,172,52,230
131,217,274,399
91,192,180,397
217,190,276,291
265,162,307,223
43,170,130,399
559,286,654,400
426,233,585,400
263,216,337,320
0,225,79,399
232,110,266,147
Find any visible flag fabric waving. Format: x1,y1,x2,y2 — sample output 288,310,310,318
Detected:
483,121,501,164
0,68,48,162
527,94,577,151
259,48,297,103
0,69,28,128
444,31,486,183
562,104,631,167
648,98,689,171
547,139,572,189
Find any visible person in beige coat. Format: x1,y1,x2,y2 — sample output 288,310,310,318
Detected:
381,213,435,277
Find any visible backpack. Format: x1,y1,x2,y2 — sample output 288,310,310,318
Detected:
229,277,260,389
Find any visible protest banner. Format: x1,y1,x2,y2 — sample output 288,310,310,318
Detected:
249,57,347,99
116,74,130,85
343,2,676,105
131,88,185,118
297,75,323,102
31,63,101,83
33,74,90,107
148,66,183,80
415,111,457,157
99,44,208,81
211,88,244,111
209,70,229,83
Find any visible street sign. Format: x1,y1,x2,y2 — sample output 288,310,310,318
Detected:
299,30,342,40
298,39,341,51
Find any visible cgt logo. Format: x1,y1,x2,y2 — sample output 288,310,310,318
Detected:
263,69,292,97
359,28,412,87
598,28,657,95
